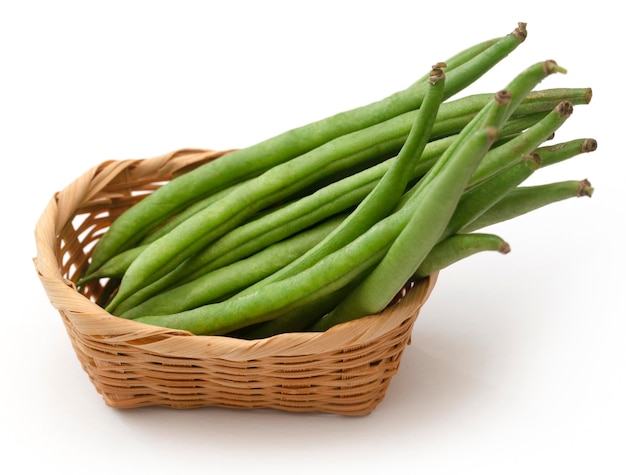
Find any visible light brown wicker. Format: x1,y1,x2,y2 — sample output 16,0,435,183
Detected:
33,148,438,416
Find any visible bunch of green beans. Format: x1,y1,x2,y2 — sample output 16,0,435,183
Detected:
80,23,597,337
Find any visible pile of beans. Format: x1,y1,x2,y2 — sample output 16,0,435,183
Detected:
78,23,596,337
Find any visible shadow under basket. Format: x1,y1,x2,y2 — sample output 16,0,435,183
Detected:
33,148,438,416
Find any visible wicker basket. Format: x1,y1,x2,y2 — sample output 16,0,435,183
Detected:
33,148,438,416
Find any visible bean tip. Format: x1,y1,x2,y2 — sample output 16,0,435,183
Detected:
544,59,567,76
577,179,594,197
429,63,447,84
556,100,575,117
498,241,512,254
495,89,512,105
514,22,528,42
581,138,598,153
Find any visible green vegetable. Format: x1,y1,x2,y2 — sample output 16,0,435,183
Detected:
413,233,511,279
236,64,447,297
460,179,594,233
313,125,499,331
119,215,345,319
82,23,597,338
87,24,527,276
77,87,589,289
134,112,503,334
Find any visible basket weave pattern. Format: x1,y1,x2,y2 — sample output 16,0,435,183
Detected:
34,148,437,416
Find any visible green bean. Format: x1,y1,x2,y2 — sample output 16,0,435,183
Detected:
104,114,418,312
82,95,582,289
436,23,527,101
76,244,147,286
80,86,588,289
311,61,561,329
139,179,251,245
460,179,594,233
132,224,392,334
87,26,526,275
235,64,447,296
231,282,361,339
413,233,511,279
468,99,573,186
442,100,575,236
132,121,507,334
112,66,572,320
119,215,345,319
458,137,597,233
105,108,433,312
414,37,499,80
313,125,499,331
111,52,552,313
110,66,446,314
514,87,591,113
108,180,374,315
134,59,563,332
411,61,563,208
443,153,541,238
533,138,597,167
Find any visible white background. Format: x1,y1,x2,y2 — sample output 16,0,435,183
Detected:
2,1,624,474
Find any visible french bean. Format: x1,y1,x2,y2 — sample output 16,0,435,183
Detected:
127,61,563,330
231,281,361,339
82,92,585,289
77,245,146,285
119,215,345,319
87,26,526,275
442,100,575,236
104,112,422,311
77,22,602,340
111,66,446,314
458,137,597,233
413,233,511,279
313,126,500,330
468,100,573,186
408,60,565,210
131,121,505,334
533,138,597,168
234,64,447,296
444,153,542,237
460,179,594,233
311,60,564,329
109,59,553,312
139,179,252,245
132,223,393,334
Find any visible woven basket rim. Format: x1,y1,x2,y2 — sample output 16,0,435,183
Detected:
33,148,438,362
